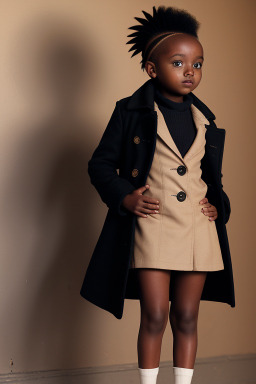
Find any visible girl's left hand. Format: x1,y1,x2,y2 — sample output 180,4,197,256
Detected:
199,197,218,221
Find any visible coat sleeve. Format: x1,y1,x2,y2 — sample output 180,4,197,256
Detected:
220,172,231,224
88,101,136,216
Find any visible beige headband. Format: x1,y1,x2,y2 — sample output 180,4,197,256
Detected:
145,32,185,62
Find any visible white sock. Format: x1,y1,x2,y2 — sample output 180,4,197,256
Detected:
173,366,194,384
138,367,159,384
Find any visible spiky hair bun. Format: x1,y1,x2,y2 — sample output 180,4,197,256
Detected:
127,6,200,69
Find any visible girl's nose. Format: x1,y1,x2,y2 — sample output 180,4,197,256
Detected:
184,66,194,76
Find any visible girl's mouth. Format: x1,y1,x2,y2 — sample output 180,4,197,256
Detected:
182,81,193,86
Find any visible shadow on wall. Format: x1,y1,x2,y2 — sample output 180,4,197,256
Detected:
5,14,106,372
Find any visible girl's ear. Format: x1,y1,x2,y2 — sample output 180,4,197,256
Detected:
145,61,157,79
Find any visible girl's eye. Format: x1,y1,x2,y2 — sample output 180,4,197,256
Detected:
172,61,203,68
193,62,203,69
173,61,182,67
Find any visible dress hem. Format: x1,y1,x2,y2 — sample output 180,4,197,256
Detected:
130,261,224,271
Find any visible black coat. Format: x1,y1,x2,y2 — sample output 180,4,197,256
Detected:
80,79,235,319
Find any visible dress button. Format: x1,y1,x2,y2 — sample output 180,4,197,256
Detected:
177,165,186,176
132,168,139,177
177,191,186,202
133,136,140,144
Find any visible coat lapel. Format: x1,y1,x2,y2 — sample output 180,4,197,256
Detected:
126,79,216,122
154,101,210,164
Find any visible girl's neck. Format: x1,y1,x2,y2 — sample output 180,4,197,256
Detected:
158,88,184,103
154,84,193,112
154,79,183,103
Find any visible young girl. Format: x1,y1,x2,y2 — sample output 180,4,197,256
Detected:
80,5,235,384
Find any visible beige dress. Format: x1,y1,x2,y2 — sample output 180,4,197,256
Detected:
130,101,224,271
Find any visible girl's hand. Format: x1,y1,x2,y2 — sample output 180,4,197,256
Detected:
121,184,160,217
199,197,218,221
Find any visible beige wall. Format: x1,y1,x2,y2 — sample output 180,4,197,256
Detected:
0,0,255,375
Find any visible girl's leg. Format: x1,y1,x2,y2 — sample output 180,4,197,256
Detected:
169,271,207,368
137,268,171,368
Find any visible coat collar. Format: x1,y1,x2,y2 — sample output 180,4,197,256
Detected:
126,78,216,121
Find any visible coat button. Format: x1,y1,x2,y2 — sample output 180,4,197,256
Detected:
132,168,139,177
133,136,140,144
177,191,186,202
177,165,186,176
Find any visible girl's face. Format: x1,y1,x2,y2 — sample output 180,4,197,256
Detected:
145,34,204,101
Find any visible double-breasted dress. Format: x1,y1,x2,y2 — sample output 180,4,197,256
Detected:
80,78,235,319
131,101,224,271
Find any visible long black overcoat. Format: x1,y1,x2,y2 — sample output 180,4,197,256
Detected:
80,79,235,319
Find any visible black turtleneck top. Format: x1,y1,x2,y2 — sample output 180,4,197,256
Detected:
154,86,197,159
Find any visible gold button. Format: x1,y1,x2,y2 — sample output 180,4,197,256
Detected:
133,136,140,144
132,168,139,177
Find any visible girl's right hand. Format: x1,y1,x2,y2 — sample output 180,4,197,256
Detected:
121,185,160,217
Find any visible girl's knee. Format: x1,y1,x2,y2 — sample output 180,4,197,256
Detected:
141,307,169,335
169,307,198,335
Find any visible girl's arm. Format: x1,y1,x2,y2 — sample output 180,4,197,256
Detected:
88,101,136,217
